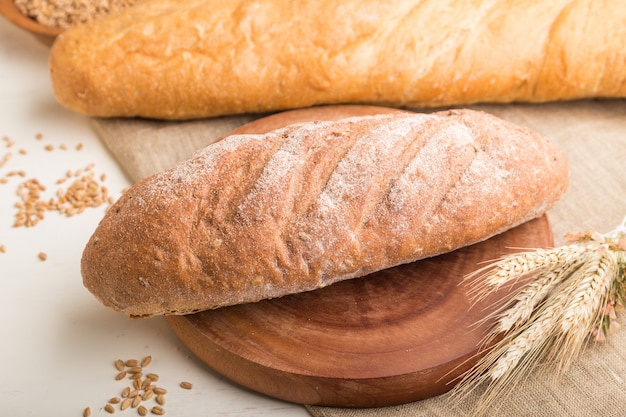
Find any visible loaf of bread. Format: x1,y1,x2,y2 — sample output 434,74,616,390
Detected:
80,107,568,317
49,0,626,120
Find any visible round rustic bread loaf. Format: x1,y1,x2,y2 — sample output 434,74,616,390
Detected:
81,106,569,317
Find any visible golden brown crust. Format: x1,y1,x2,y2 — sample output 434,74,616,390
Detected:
49,0,626,120
80,107,569,317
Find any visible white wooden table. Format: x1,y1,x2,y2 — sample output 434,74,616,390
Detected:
0,18,310,417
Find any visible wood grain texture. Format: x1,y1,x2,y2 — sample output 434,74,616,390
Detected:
166,215,553,407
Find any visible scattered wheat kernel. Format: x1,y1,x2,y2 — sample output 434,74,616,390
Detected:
129,373,143,380
83,407,91,417
131,395,142,408
60,144,67,150
142,390,154,401
76,143,83,150
120,398,131,411
151,406,165,415
129,389,139,399
35,133,43,140
125,359,139,367
109,397,121,404
179,381,193,390
146,373,159,382
155,395,166,406
44,145,54,151
127,366,142,374
138,406,148,416
121,387,131,398
115,371,127,380
19,149,26,155
38,252,47,261
153,388,167,395
0,178,7,184
104,404,115,414
0,245,5,253
133,379,142,390
140,356,152,367
0,151,12,168
115,359,125,371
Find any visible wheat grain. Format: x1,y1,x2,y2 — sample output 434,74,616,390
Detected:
151,405,165,415
114,359,125,371
131,395,142,408
127,366,142,374
142,389,154,401
120,398,131,411
124,359,139,367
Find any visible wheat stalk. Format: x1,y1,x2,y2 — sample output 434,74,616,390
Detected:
452,217,626,417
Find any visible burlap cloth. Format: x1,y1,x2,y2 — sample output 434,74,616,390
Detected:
91,100,626,416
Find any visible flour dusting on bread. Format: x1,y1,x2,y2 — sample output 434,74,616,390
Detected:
81,108,568,317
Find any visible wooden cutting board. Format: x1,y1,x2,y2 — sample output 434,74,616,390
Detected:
165,106,554,408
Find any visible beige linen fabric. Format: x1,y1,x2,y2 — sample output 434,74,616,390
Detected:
91,100,626,417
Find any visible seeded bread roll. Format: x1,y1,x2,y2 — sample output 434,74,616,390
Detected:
49,0,626,120
81,107,568,318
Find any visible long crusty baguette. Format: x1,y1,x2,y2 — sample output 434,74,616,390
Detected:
81,107,568,318
49,0,626,120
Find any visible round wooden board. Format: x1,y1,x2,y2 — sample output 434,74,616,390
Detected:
164,106,555,408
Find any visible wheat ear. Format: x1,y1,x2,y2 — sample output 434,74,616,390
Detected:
452,228,626,417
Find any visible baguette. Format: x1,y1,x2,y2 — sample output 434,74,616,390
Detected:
81,106,568,317
49,0,626,120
